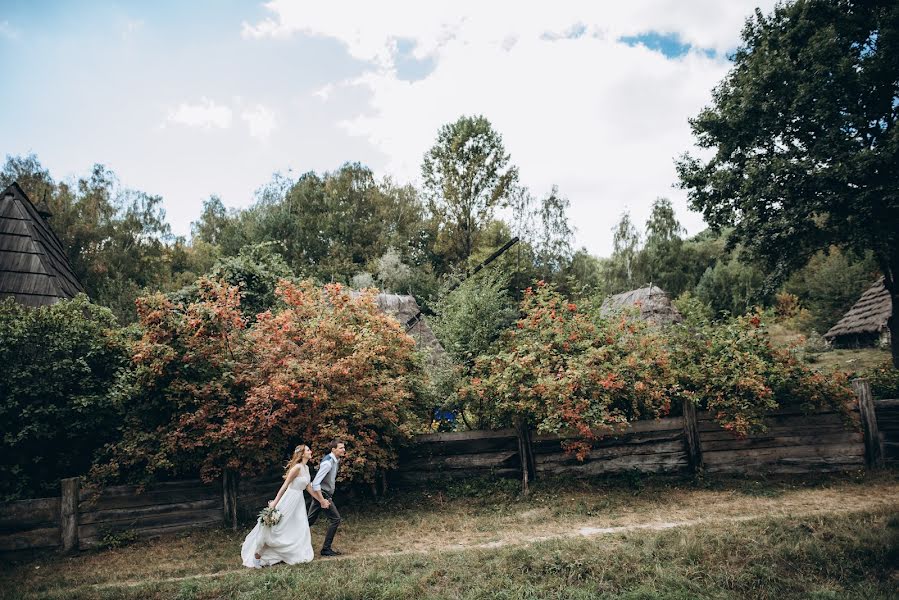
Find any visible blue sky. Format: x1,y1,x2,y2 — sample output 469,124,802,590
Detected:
0,1,774,255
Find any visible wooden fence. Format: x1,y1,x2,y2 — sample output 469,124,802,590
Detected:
396,405,867,484
2,380,896,555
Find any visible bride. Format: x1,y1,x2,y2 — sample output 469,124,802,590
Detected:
240,444,330,567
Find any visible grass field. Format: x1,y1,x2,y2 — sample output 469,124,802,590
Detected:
766,322,892,375
2,470,897,599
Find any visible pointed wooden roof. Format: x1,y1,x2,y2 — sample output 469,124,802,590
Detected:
0,182,84,307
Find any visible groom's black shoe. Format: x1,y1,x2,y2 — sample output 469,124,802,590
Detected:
320,548,342,557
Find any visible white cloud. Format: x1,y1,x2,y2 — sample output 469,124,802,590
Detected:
0,20,20,40
166,98,233,130
120,18,144,41
312,83,335,101
241,104,277,139
242,1,775,255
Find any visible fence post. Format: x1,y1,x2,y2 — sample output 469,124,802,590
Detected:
682,400,704,472
851,378,884,469
60,477,80,552
223,469,239,531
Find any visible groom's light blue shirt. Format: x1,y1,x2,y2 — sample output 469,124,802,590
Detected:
311,452,339,495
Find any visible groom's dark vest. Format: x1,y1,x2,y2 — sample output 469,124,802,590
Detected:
313,454,339,495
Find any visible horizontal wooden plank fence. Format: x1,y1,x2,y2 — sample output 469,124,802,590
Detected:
2,379,896,555
877,399,899,463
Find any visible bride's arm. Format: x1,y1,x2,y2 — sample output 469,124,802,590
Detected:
305,483,330,509
269,466,300,509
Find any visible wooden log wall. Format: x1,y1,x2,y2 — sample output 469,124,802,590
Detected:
876,399,899,463
397,407,868,485
76,479,222,549
236,473,283,521
395,417,690,485
697,407,864,474
0,497,60,553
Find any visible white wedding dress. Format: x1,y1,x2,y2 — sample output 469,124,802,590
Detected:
241,465,314,567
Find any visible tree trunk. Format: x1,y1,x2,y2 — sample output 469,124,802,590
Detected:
890,298,899,369
883,267,898,369
514,417,536,495
223,468,239,531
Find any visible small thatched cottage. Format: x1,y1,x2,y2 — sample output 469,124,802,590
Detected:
350,291,445,362
0,182,84,306
600,284,683,326
824,278,892,348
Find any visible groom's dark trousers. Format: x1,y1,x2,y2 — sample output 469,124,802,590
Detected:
307,491,341,551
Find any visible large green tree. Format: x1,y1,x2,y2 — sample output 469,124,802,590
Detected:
1,155,190,322
422,115,519,266
209,164,427,285
676,0,899,365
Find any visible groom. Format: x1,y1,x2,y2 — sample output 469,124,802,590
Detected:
308,440,345,557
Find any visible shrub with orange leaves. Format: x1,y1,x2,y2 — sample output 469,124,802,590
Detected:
92,278,427,487
461,284,676,460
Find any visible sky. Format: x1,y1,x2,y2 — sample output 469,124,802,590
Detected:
0,0,777,256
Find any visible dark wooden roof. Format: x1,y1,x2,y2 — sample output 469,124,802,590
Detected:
824,277,890,340
0,182,84,307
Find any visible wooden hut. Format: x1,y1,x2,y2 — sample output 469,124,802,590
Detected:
600,284,683,325
824,278,891,348
0,182,84,306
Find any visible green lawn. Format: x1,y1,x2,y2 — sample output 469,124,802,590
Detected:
2,471,897,599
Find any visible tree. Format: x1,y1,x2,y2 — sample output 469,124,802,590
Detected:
376,247,413,293
642,198,690,296
422,115,519,265
784,247,879,332
431,269,517,428
694,255,772,317
605,211,644,293
676,0,899,365
191,195,229,246
1,156,184,322
533,186,574,282
224,164,428,285
172,242,297,320
0,153,54,205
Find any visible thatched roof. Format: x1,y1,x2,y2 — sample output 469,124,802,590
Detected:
0,182,84,307
600,284,683,326
824,278,891,342
350,291,445,362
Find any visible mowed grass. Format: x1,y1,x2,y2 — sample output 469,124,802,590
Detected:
2,471,898,599
7,511,898,600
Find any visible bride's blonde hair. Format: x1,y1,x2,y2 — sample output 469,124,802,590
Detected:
284,444,308,478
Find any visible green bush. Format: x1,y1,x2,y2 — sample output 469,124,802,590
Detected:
668,298,854,435
0,296,128,500
865,361,899,400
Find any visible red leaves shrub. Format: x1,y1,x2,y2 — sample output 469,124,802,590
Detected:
462,285,855,461
668,302,854,437
92,279,425,486
229,281,423,483
461,285,675,459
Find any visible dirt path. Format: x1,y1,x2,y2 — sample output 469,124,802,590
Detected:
89,483,899,592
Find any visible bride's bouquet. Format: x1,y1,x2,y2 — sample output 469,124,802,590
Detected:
258,506,282,527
